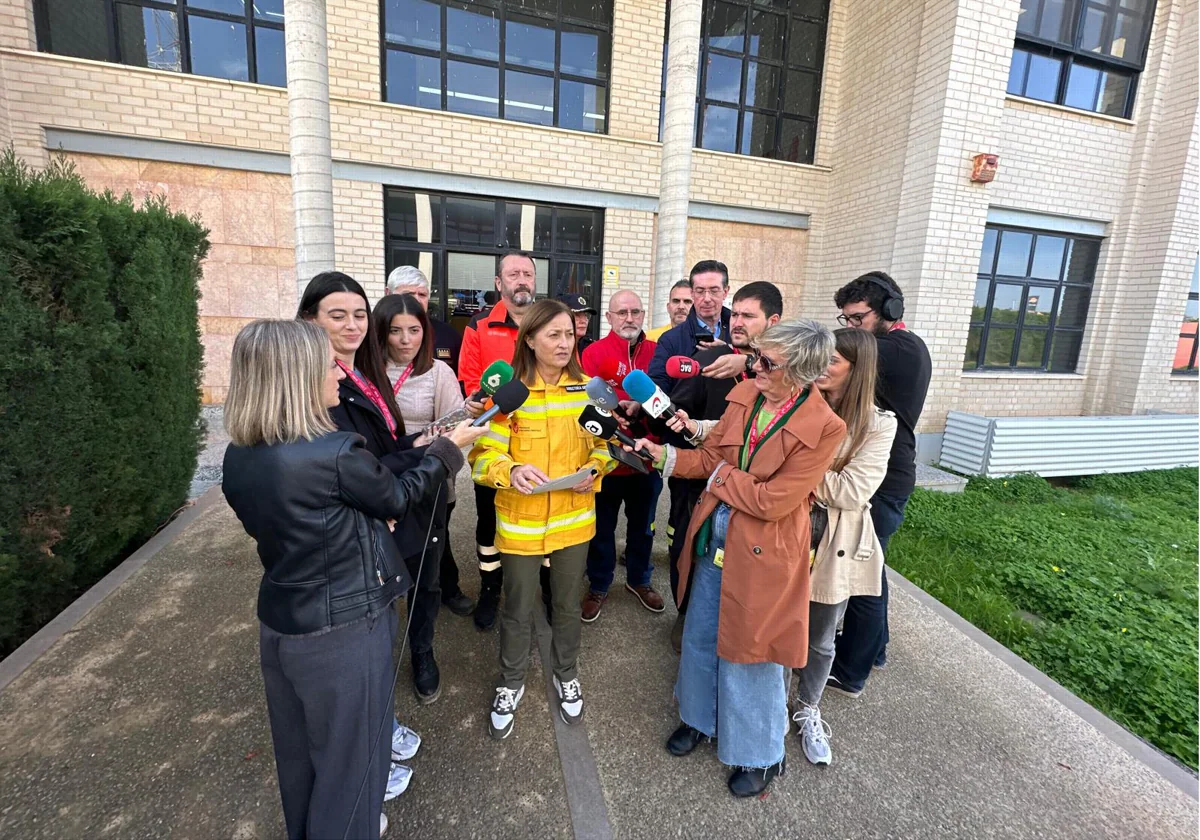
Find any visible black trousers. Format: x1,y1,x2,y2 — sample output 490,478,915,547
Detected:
402,531,442,657
440,500,461,596
475,483,500,574
260,609,396,840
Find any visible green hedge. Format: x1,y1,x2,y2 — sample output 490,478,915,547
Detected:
0,152,208,656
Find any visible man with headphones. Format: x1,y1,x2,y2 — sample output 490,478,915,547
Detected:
827,271,931,698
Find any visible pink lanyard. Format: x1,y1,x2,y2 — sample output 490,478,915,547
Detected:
336,360,397,439
391,362,415,395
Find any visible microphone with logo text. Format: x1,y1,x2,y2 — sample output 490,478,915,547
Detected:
621,369,679,422
578,406,651,473
471,378,530,427
469,360,514,402
665,355,701,379
594,356,624,386
585,376,621,412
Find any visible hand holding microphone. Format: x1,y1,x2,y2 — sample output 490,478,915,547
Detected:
466,360,515,417
578,406,651,460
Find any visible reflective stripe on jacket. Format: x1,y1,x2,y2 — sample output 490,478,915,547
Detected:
469,374,616,555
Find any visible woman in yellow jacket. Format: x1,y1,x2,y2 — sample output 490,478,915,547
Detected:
470,299,615,740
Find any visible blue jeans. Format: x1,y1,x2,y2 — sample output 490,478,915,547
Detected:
675,504,789,770
830,491,909,691
586,473,658,593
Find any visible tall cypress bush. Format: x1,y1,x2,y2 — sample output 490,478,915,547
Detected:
0,151,208,656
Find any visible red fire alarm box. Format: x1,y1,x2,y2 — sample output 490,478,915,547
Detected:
971,153,999,183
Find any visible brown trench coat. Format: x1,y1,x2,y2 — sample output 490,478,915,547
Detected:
666,380,845,669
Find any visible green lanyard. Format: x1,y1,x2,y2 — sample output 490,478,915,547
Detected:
739,388,807,471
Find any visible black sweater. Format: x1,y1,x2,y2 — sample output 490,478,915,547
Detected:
874,329,931,499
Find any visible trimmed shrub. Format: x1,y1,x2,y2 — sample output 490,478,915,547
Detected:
0,151,208,656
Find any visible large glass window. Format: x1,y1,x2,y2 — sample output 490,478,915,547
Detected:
1173,261,1198,374
384,188,604,333
35,0,285,85
965,225,1100,373
383,0,612,134
661,0,828,163
1006,0,1154,118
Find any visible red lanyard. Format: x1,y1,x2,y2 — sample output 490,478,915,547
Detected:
336,360,397,439
391,362,415,395
743,391,800,467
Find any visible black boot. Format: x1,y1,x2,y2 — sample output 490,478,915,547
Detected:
442,589,475,617
475,566,502,631
727,757,786,798
412,650,441,705
540,563,552,624
666,723,708,757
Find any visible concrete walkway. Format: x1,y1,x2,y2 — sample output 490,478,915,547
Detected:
0,473,1194,839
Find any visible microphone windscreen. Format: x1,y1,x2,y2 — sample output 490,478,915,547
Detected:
491,379,530,414
578,405,618,439
595,357,622,384
666,356,701,379
585,377,620,410
621,370,656,404
479,360,514,394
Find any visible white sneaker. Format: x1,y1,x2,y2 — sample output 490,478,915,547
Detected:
553,675,584,726
489,685,525,740
391,722,421,761
792,704,833,766
384,763,412,801
380,812,389,837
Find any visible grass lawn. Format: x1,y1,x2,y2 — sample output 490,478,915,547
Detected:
888,468,1199,769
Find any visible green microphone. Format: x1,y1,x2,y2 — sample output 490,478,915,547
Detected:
470,360,514,402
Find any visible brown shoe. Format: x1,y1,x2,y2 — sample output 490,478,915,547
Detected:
671,613,685,655
626,583,666,613
581,591,607,623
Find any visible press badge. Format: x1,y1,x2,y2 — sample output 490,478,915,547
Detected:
713,547,725,568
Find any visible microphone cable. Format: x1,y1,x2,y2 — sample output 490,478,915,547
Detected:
342,482,442,840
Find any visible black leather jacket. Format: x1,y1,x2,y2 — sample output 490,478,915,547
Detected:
223,432,464,635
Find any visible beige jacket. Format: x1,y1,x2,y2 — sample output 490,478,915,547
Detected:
809,408,897,605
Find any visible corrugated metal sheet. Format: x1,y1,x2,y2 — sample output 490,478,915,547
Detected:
941,411,1200,478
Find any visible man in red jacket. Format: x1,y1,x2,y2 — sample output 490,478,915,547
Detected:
459,251,535,631
579,289,665,622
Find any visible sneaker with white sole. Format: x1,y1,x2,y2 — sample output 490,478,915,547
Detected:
380,812,389,837
489,685,525,740
391,722,421,761
384,762,412,801
553,675,584,726
825,674,863,699
792,704,833,766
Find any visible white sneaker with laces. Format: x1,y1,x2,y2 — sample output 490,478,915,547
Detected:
384,763,412,801
391,722,421,761
380,812,389,837
553,675,584,726
792,704,833,766
489,685,525,740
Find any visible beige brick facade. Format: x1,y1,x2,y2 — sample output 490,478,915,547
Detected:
0,0,1194,457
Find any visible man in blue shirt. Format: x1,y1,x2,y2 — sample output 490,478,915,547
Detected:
648,260,733,394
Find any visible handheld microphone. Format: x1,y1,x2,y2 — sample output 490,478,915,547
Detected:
470,360,514,402
621,370,678,421
585,376,621,411
472,379,530,427
578,405,651,459
666,355,701,379
595,356,625,386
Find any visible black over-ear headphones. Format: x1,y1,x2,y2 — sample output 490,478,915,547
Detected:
861,272,905,321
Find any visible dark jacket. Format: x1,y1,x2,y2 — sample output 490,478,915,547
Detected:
874,329,931,499
431,317,463,379
223,432,462,635
330,377,450,566
648,306,733,394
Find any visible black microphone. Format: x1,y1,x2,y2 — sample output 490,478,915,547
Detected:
578,405,652,460
472,379,530,427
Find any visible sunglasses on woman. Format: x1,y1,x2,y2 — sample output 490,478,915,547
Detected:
749,351,783,373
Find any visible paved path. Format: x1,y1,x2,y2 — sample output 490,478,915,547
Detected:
0,473,1194,839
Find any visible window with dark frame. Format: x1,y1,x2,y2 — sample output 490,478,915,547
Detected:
1006,0,1155,118
965,224,1100,373
382,0,612,134
34,0,286,86
660,0,828,163
384,187,604,335
1173,260,1198,374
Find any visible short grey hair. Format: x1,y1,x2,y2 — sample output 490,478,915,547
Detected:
386,265,428,295
754,319,835,387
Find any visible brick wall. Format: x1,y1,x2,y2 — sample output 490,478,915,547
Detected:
333,179,386,301
600,208,656,334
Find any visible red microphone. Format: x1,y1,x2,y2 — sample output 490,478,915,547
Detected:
666,355,701,379
594,356,627,386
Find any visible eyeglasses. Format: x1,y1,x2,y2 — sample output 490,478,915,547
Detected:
837,312,870,327
692,287,725,298
610,309,644,319
750,352,783,373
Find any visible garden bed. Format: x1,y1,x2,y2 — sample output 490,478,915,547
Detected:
889,468,1199,769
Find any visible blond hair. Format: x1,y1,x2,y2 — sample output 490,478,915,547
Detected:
225,319,337,446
